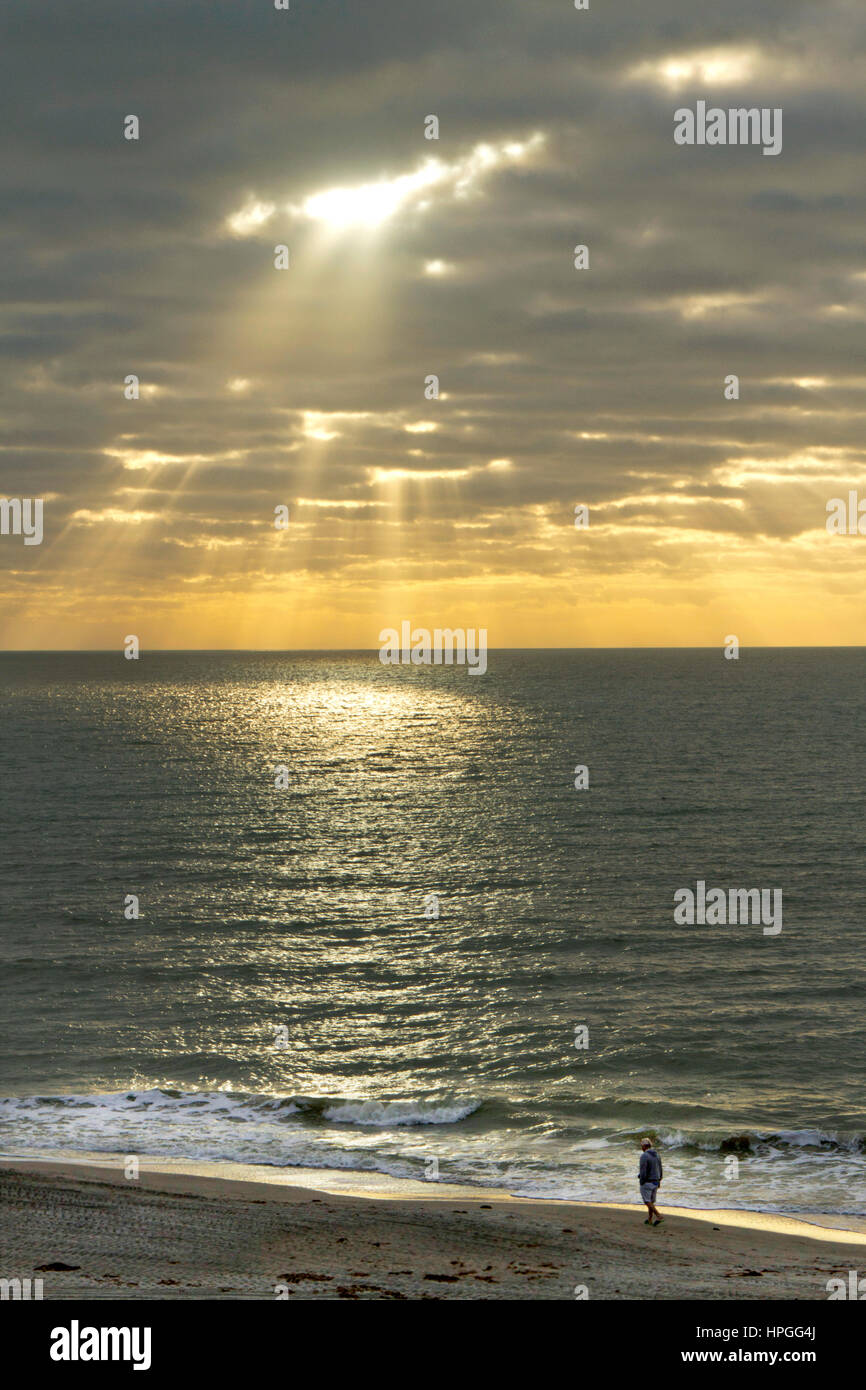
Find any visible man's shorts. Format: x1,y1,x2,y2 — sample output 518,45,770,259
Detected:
640,1182,659,1203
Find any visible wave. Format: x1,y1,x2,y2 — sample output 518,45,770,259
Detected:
319,1099,480,1126
2,1092,863,1151
0,1088,482,1129
1,1088,865,1217
650,1127,866,1155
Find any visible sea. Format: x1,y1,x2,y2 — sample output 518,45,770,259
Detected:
1,649,865,1220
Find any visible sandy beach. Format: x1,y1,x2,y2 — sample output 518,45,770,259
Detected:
2,1154,864,1300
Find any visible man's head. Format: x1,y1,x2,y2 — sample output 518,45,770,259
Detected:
640,1138,652,1151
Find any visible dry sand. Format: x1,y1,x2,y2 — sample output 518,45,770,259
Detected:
2,1154,864,1300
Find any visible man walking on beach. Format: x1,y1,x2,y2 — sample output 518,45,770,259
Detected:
639,1137,663,1225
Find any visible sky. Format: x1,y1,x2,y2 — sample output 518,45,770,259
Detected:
2,0,866,649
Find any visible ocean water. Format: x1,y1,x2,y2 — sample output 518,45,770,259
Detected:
1,649,865,1217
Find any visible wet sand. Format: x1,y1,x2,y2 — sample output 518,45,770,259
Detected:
2,1154,864,1300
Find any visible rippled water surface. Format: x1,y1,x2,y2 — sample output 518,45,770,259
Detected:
1,649,865,1214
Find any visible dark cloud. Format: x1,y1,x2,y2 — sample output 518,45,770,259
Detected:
1,0,865,642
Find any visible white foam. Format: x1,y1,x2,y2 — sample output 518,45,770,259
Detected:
321,1099,481,1127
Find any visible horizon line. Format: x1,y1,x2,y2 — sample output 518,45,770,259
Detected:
2,645,865,655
